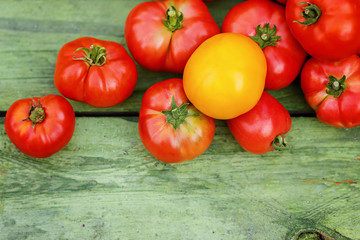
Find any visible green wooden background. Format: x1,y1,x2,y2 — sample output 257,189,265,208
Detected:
0,0,359,239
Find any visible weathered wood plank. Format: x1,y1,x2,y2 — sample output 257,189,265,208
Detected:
0,117,359,239
0,0,356,239
0,0,312,114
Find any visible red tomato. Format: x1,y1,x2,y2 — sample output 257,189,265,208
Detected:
301,54,360,128
54,37,137,108
227,91,291,154
5,95,76,158
138,78,215,163
286,0,360,60
124,0,219,73
222,0,307,90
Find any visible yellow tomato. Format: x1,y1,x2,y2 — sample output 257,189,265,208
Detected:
183,33,267,120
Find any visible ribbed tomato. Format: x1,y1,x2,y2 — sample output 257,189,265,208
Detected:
183,33,267,120
139,78,215,163
222,0,307,90
54,37,137,108
301,54,360,128
286,0,360,60
5,95,75,158
125,0,219,73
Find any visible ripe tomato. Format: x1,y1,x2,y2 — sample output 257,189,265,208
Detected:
124,0,219,73
54,37,137,108
183,33,267,120
301,54,360,128
222,0,307,90
286,0,360,60
138,78,215,163
227,91,292,154
5,95,76,158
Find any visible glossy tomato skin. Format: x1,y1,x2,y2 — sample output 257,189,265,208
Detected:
5,95,76,158
54,37,137,108
286,0,360,61
227,91,291,154
301,54,360,128
124,0,219,73
139,78,215,163
222,0,306,90
183,33,266,120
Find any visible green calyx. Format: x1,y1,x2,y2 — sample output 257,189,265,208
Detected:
163,6,183,32
250,23,281,49
272,135,288,151
73,45,107,66
162,96,189,130
294,2,322,26
326,75,346,98
23,99,46,127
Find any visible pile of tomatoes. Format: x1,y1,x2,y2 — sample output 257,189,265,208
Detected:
4,0,360,162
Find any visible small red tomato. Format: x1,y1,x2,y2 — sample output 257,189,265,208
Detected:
227,91,291,154
54,37,137,108
139,78,215,163
301,54,360,128
222,0,307,90
5,95,76,158
124,0,219,73
286,0,360,60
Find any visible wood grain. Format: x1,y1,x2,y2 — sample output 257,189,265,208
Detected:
1,117,359,239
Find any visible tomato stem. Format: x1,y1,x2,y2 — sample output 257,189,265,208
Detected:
326,75,346,98
261,33,270,41
272,135,288,151
73,45,107,66
23,99,46,128
293,2,321,25
163,6,183,32
250,23,281,49
162,96,189,129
